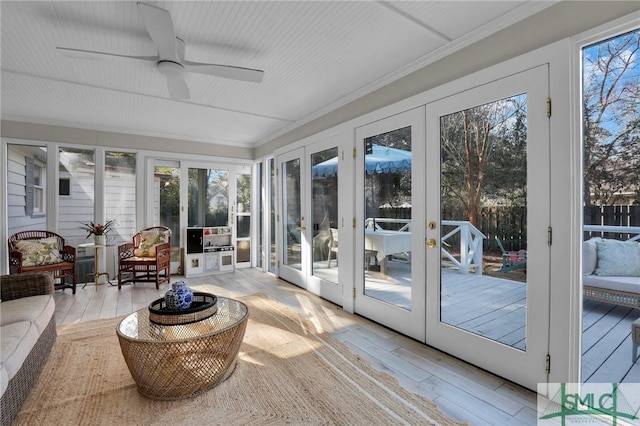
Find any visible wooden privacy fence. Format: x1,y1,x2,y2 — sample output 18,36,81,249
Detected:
583,205,639,241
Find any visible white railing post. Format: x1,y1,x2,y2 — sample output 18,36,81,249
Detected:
442,220,486,275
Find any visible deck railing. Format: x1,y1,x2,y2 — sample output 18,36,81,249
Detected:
441,220,486,275
583,225,640,242
365,217,411,231
365,218,486,274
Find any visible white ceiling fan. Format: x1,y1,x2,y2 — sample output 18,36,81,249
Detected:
56,2,264,100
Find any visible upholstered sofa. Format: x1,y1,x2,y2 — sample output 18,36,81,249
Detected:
0,273,56,425
582,238,640,308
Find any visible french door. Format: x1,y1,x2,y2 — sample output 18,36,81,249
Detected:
305,135,345,305
353,107,426,340
234,165,252,268
425,65,551,390
276,138,345,305
277,148,307,285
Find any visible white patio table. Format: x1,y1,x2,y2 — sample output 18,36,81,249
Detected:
364,229,411,274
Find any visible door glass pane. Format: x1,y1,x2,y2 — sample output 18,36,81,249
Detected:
106,151,136,244
236,170,251,265
581,30,640,383
156,165,180,263
257,163,263,269
237,240,251,263
311,147,339,283
282,158,302,270
188,168,229,227
363,127,412,310
269,159,277,273
440,94,528,350
59,147,95,247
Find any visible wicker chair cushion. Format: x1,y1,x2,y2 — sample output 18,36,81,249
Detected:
134,230,169,257
14,237,63,267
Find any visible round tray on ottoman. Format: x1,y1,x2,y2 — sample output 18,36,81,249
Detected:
148,292,217,325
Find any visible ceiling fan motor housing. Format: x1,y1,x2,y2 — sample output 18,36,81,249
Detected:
157,60,185,78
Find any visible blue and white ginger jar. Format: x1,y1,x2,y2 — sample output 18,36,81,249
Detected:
164,281,193,310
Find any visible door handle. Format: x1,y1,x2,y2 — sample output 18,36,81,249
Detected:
426,238,437,248
298,226,306,231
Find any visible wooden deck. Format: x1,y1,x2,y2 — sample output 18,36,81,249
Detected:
581,299,640,383
346,260,640,384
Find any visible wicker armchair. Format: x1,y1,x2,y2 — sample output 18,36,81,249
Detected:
8,230,76,294
117,226,171,289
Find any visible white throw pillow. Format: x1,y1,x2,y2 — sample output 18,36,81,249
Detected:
582,238,599,275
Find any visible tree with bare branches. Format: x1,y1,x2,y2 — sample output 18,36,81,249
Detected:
583,29,640,207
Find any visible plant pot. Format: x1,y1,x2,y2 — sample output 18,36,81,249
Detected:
94,235,106,246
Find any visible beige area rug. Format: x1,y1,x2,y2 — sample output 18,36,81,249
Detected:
15,293,465,425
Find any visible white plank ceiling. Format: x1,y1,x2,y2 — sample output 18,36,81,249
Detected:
1,1,553,148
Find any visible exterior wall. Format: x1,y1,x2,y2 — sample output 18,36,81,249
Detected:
58,165,94,247
6,146,46,234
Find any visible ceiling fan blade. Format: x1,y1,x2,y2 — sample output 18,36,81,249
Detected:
57,47,158,63
165,75,190,100
137,2,179,61
182,60,264,83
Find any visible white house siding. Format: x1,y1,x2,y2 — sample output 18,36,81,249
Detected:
105,167,136,243
59,168,95,248
7,146,46,235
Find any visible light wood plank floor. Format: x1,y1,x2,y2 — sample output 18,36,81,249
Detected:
321,261,640,385
54,268,538,425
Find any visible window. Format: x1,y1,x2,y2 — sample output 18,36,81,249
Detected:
59,147,95,245
106,151,136,242
26,157,46,216
59,178,71,196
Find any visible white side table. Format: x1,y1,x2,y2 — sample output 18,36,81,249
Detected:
78,242,116,289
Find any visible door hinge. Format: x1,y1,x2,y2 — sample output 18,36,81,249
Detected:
277,214,280,222
547,226,552,246
353,148,357,159
341,150,344,160
545,354,551,375
353,218,356,228
277,260,280,268
546,97,552,118
276,168,279,177
352,288,356,298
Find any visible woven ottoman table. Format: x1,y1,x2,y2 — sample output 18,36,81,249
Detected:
117,296,248,400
